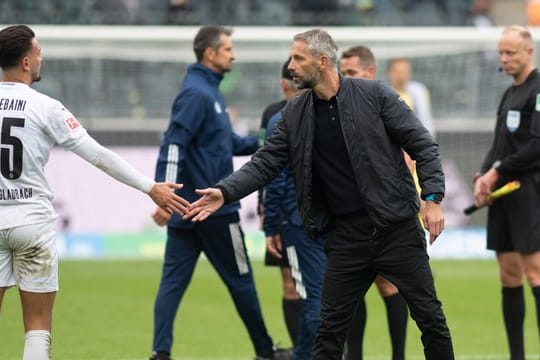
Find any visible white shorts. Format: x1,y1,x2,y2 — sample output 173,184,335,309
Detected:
0,220,58,292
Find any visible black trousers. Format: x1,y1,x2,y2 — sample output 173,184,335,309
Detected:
312,215,454,360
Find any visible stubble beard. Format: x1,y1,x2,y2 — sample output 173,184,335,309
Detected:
295,76,316,89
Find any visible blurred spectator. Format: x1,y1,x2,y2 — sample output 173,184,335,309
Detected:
0,0,483,26
98,0,141,24
167,0,196,24
364,0,473,26
472,0,493,27
354,0,376,25
0,0,97,25
387,58,435,136
290,0,343,25
97,0,169,25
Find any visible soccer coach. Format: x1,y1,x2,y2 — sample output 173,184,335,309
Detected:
185,28,454,360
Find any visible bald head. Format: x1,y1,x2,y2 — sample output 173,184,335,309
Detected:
498,25,535,84
501,25,533,48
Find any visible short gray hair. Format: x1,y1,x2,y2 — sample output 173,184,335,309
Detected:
293,29,338,66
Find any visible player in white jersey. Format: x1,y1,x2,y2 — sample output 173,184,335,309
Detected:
0,25,190,360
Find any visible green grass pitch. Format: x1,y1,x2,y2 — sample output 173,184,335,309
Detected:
1,259,539,359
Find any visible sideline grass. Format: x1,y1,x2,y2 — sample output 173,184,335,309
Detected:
1,259,539,359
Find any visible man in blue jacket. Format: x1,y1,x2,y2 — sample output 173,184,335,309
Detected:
149,25,291,360
185,29,454,360
263,58,326,360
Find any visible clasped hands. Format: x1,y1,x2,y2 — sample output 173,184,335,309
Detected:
151,187,225,226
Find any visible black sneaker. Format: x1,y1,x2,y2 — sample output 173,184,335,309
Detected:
254,347,294,360
149,352,172,360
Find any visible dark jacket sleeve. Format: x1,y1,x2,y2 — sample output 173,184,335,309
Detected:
216,115,291,204
377,82,445,198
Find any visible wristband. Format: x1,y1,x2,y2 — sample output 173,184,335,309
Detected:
425,193,443,204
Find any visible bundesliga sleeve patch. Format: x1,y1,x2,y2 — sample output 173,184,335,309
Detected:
65,117,81,130
536,94,540,112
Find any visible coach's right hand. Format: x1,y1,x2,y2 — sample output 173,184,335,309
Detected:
184,188,225,222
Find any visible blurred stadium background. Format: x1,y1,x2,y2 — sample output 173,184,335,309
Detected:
0,0,536,259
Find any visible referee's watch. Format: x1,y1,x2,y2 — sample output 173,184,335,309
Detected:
425,193,443,204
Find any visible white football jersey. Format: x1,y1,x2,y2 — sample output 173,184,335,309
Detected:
0,82,87,229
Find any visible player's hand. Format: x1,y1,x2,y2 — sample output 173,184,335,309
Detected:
183,188,225,222
421,201,445,245
152,206,172,226
149,183,190,215
266,234,282,259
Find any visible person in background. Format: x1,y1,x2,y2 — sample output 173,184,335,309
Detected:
0,24,188,360
184,28,454,360
257,61,301,348
387,57,435,136
149,25,292,360
473,25,540,360
340,45,409,360
263,57,325,360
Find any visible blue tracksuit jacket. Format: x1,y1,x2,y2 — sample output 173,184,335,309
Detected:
155,63,258,228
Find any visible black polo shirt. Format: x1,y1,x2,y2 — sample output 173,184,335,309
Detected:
312,93,367,217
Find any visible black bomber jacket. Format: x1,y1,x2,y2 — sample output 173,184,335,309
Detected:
216,76,445,237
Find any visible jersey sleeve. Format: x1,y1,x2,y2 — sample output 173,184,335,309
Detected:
45,100,87,149
71,135,154,193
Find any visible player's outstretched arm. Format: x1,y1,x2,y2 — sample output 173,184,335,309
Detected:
183,188,224,222
149,183,190,215
70,136,190,216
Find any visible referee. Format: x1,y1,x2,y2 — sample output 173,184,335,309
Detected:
473,25,540,360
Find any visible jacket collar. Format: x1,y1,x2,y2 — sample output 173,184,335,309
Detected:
311,74,350,103
187,63,224,87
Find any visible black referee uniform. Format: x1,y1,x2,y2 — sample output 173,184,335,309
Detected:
480,68,540,252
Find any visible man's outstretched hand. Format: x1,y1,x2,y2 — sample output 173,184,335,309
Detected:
183,188,225,221
149,183,190,215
